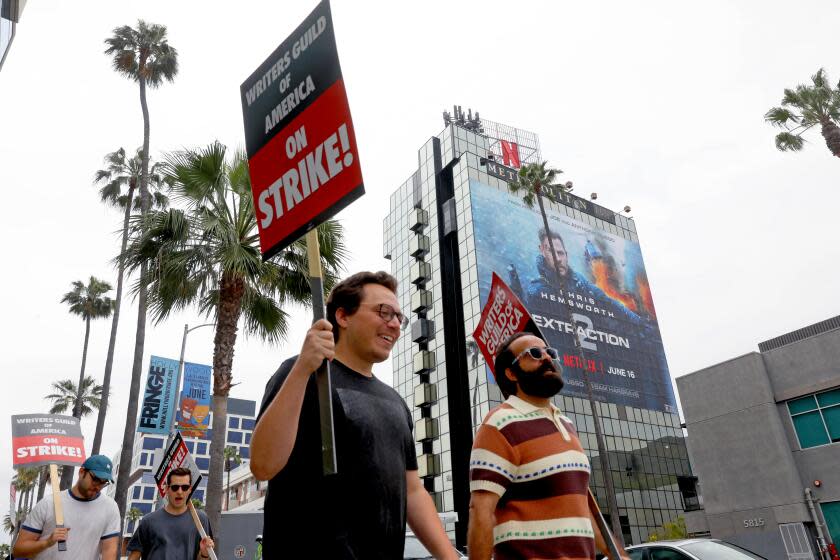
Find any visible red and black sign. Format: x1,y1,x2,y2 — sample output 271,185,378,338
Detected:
472,273,541,372
153,432,202,498
11,414,85,468
240,0,363,260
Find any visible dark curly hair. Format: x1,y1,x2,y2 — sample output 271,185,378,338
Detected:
326,271,398,342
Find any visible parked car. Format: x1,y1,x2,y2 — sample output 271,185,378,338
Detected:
404,533,468,560
626,539,766,560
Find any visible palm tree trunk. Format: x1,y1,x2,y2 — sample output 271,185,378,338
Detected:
113,261,148,545
36,466,48,501
61,318,92,490
73,318,92,418
820,119,840,157
114,72,153,560
206,272,245,538
535,192,625,546
92,186,136,455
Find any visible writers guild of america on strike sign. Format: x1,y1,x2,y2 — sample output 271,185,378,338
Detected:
240,0,364,259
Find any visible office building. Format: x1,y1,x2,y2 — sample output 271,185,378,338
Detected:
383,108,694,546
679,316,840,559
0,0,25,72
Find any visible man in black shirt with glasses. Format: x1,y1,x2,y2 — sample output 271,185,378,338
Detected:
251,271,459,560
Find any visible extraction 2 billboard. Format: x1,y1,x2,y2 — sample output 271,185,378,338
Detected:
470,179,677,413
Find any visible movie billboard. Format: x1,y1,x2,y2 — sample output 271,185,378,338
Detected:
176,363,212,438
470,179,677,413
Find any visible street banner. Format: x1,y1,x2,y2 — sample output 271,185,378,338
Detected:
472,272,539,371
11,414,85,468
153,431,202,499
176,362,212,438
240,0,364,259
138,355,181,434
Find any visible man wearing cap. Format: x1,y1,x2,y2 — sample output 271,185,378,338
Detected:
467,332,627,560
14,455,120,559
127,466,214,560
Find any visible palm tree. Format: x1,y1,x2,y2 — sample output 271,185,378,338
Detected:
765,67,840,158
104,19,178,530
223,446,242,511
45,377,103,415
90,147,169,456
0,542,10,558
60,277,113,489
507,161,624,545
125,506,143,535
123,141,348,534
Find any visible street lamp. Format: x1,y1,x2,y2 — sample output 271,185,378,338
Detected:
172,322,215,432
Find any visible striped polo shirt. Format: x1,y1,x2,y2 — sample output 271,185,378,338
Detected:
470,395,594,560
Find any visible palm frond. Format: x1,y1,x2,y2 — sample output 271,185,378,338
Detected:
775,131,806,151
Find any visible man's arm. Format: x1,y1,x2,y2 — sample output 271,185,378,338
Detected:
250,319,335,480
405,471,460,560
100,536,119,559
13,527,68,558
467,490,499,560
128,551,142,560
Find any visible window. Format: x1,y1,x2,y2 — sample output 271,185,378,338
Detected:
787,388,840,448
649,547,690,560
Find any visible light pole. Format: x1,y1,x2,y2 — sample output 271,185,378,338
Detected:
174,322,216,424
154,322,214,511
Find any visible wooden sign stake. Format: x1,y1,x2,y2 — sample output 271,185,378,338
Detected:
305,228,337,475
589,489,623,560
188,502,218,560
49,464,66,552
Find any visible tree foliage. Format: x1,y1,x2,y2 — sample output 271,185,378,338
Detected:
765,68,840,158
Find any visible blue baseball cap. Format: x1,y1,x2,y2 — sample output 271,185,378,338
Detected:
82,455,114,482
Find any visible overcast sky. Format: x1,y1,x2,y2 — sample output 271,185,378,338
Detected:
1,0,839,539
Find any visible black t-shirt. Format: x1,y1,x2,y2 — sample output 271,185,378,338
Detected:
257,358,418,560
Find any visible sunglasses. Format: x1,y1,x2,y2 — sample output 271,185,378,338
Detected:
87,472,110,487
168,484,192,492
512,346,559,367
366,303,408,329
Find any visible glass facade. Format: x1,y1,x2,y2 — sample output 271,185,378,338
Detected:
384,121,693,545
0,0,17,72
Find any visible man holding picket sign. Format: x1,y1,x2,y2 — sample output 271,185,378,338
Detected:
467,275,628,560
126,432,216,560
127,466,214,560
10,414,120,559
13,455,120,559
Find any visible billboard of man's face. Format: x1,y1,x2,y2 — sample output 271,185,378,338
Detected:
470,179,677,413
540,234,568,278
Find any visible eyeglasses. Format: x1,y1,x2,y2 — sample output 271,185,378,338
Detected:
87,472,110,487
168,484,191,492
366,303,408,328
512,346,559,366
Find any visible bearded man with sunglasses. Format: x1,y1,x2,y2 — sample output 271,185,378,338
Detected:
127,467,214,560
14,455,120,559
251,271,459,560
468,332,625,560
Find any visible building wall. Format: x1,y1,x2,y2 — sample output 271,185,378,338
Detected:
678,324,840,556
